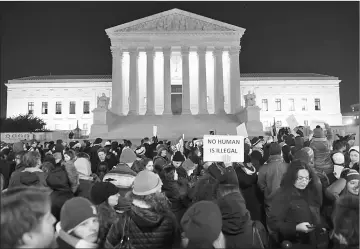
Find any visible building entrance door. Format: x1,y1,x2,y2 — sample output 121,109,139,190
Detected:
171,94,182,115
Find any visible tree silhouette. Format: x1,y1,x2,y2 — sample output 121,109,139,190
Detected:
0,114,48,132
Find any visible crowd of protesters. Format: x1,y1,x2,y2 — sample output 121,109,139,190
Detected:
0,123,359,249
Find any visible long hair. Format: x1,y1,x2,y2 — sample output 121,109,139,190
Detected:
96,162,109,181
128,191,171,215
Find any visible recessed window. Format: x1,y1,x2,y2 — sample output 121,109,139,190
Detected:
56,102,62,114
28,102,34,115
275,99,281,111
42,102,48,114
262,99,268,111
83,124,88,130
288,98,295,111
304,120,309,126
83,101,90,114
301,98,308,111
315,98,321,111
69,101,76,114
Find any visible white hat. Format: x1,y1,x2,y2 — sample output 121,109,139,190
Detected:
74,158,92,176
349,146,359,154
104,141,111,146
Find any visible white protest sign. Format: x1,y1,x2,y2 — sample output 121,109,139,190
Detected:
236,123,248,137
153,126,157,137
203,135,244,163
286,115,299,130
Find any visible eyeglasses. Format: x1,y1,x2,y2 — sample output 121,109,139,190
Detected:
297,176,311,182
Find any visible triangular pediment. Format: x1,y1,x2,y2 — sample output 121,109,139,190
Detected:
106,8,245,33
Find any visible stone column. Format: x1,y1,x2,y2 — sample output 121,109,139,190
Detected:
163,47,172,115
145,47,155,115
197,47,208,114
229,46,241,113
110,47,123,116
181,46,191,115
128,48,139,115
214,47,226,114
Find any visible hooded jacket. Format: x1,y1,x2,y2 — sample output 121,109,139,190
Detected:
62,159,79,193
310,138,334,175
8,167,48,189
105,204,180,249
217,191,254,248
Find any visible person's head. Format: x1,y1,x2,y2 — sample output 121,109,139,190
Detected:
97,148,107,162
332,195,359,246
172,151,185,168
269,143,282,156
333,140,346,153
64,149,76,162
250,150,262,168
160,164,178,182
142,158,154,172
15,151,27,166
181,201,224,249
345,170,360,196
1,187,56,248
53,152,63,164
41,161,55,174
123,139,132,148
76,152,90,160
281,160,316,191
349,146,359,164
60,197,99,243
23,151,41,168
90,182,120,207
96,162,109,181
129,170,169,213
119,148,136,167
142,137,150,145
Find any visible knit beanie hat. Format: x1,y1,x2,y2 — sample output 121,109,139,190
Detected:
74,158,92,176
94,138,102,145
345,169,360,182
349,146,359,154
269,143,282,155
313,127,325,138
181,201,222,244
90,182,119,205
182,158,196,171
132,170,162,196
173,151,185,162
251,137,261,147
60,197,97,233
135,146,146,157
54,144,64,153
13,141,24,154
69,141,76,149
331,152,345,165
294,149,312,165
120,148,137,164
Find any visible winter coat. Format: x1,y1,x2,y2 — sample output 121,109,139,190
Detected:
89,145,101,173
104,152,119,170
75,174,98,200
234,163,264,222
153,155,169,169
103,163,137,197
217,191,256,248
104,204,180,249
0,159,13,189
8,167,48,189
310,138,334,175
268,186,322,245
62,160,79,193
161,178,190,224
46,167,74,221
258,155,289,209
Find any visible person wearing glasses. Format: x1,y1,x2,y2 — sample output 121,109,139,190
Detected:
268,160,325,248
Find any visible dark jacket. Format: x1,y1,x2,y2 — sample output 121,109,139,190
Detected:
75,175,98,200
8,167,48,189
217,191,255,248
46,167,74,221
90,145,102,173
161,178,190,224
234,163,263,222
0,159,13,189
268,186,322,245
257,155,289,208
105,205,180,249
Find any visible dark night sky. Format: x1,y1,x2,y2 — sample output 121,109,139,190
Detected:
0,1,359,116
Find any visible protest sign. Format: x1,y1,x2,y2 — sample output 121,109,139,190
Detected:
286,115,299,130
153,126,157,137
236,123,248,137
203,135,244,162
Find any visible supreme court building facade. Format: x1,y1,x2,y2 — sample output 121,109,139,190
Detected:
6,9,343,139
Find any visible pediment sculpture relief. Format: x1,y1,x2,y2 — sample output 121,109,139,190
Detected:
115,14,233,32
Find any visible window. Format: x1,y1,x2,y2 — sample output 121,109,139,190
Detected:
275,99,281,111
262,99,268,111
304,120,309,126
288,98,295,111
56,102,62,114
69,101,76,114
301,98,308,111
83,101,90,114
315,98,321,111
28,102,34,115
42,102,48,114
83,124,88,130
69,124,72,130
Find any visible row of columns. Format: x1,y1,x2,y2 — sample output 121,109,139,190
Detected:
111,46,241,116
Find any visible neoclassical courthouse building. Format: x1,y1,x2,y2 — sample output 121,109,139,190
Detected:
6,9,343,138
